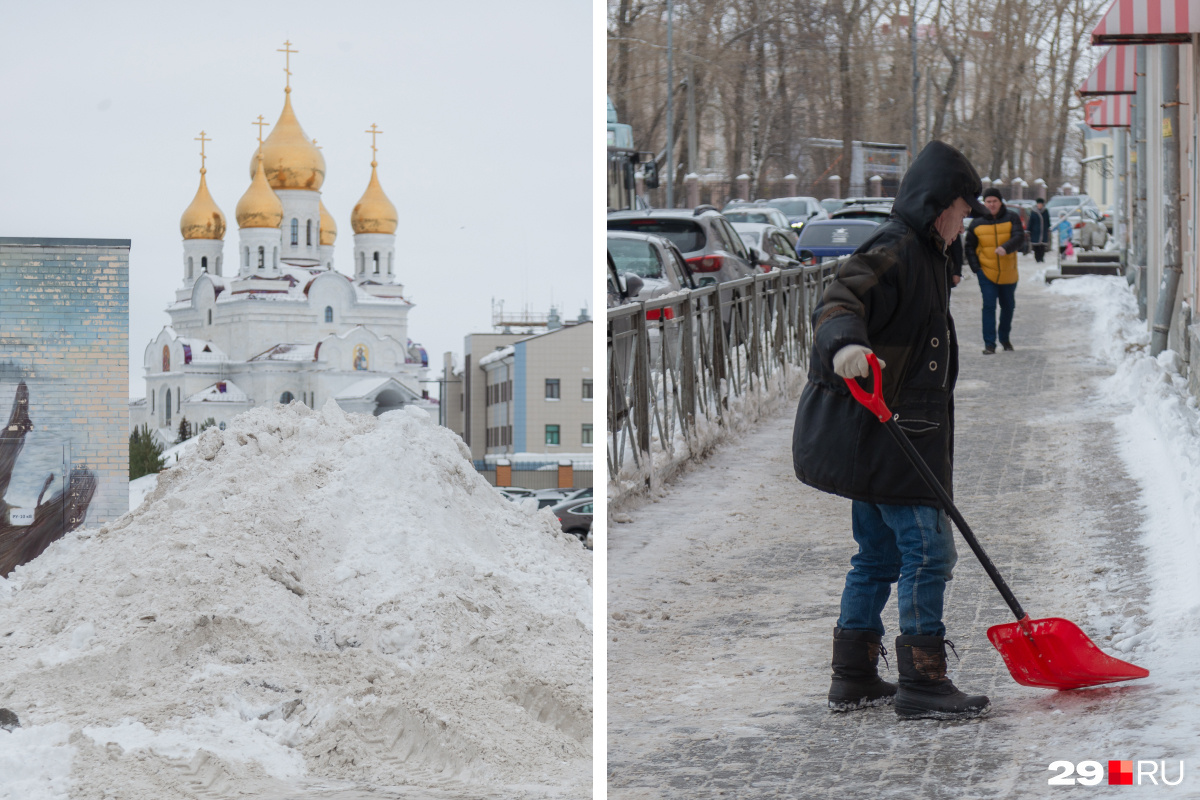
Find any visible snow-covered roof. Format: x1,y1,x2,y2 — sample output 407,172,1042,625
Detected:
177,337,227,363
333,376,419,402
186,379,249,403
248,343,319,362
479,346,515,367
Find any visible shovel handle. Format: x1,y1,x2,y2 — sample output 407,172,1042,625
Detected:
843,355,1029,623
843,353,892,423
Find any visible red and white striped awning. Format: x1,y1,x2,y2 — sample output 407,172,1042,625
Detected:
1093,0,1200,44
1079,46,1136,95
1085,94,1133,130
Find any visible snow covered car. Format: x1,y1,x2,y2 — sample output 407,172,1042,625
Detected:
722,206,798,244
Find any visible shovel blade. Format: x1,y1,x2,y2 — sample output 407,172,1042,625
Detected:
987,616,1149,690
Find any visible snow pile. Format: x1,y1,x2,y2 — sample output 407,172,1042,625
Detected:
1050,275,1200,689
0,402,592,797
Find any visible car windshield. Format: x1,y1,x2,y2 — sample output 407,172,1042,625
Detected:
608,218,706,253
607,237,664,278
724,211,775,225
799,224,876,247
766,199,809,217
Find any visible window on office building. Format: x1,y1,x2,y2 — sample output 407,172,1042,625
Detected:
582,379,593,400
545,378,560,399
582,423,593,445
545,424,560,446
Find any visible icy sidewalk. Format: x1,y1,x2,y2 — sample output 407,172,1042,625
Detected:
607,259,1198,798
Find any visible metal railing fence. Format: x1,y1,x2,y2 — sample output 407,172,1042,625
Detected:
608,260,843,502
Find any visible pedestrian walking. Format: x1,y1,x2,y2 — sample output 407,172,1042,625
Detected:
965,188,1025,354
792,140,991,721
1027,197,1051,263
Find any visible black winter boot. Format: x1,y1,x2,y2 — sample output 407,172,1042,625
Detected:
894,635,990,720
828,627,897,711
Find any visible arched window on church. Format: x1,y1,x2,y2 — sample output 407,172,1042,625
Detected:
373,252,380,274
325,306,333,323
207,309,212,325
177,386,181,413
388,253,393,274
187,257,193,279
306,220,312,246
280,391,295,405
200,256,208,273
165,389,172,425
216,256,222,275
258,246,265,269
358,252,364,274
291,219,299,246
151,392,154,413
244,247,250,268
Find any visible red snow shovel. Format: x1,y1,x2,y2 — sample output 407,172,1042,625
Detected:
844,353,1149,690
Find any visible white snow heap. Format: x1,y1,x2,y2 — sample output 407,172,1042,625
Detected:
0,401,591,796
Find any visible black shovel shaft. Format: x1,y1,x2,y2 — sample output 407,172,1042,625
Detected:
881,417,1027,622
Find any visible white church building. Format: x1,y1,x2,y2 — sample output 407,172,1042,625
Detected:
130,65,430,439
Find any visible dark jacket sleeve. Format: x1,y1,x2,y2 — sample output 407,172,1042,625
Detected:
964,223,981,273
949,236,963,280
999,209,1025,253
810,248,902,375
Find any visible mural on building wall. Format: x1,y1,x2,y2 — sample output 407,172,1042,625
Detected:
163,345,170,372
353,344,369,371
0,382,97,577
0,240,130,573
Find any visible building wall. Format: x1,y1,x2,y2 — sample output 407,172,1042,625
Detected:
0,238,130,526
462,332,524,459
518,323,593,454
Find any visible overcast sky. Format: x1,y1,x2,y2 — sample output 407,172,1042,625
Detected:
0,0,592,399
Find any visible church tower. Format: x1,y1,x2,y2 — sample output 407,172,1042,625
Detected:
350,124,398,284
179,131,225,285
253,41,324,267
236,140,284,278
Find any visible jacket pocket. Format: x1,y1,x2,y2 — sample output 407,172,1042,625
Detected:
897,417,940,436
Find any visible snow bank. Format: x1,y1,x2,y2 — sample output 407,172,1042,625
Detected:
0,401,591,797
1049,275,1200,701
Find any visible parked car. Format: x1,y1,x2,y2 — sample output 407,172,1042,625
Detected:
607,251,644,309
819,197,844,215
732,222,802,272
1061,206,1108,250
764,196,829,234
831,198,894,225
795,219,880,264
1006,198,1036,229
496,486,536,501
607,231,697,297
608,207,758,290
722,206,798,243
1046,194,1100,216
550,497,593,540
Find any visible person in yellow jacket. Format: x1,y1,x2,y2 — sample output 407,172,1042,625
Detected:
965,187,1025,354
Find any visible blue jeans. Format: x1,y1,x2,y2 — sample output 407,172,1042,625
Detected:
977,272,1016,348
837,501,957,637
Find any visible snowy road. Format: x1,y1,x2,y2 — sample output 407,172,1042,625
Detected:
607,260,1199,798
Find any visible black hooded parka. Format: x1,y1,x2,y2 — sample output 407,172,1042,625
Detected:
791,141,983,506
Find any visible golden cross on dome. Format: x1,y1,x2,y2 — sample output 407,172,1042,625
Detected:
278,40,298,90
194,131,210,172
252,115,268,146
312,138,322,150
365,123,383,162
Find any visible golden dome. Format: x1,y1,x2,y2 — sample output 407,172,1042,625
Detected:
351,162,398,235
319,201,337,245
180,169,226,240
251,89,326,191
236,154,284,229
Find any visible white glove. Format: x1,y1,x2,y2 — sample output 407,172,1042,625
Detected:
832,344,885,379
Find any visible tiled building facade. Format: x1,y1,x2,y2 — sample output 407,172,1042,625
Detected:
0,238,130,527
